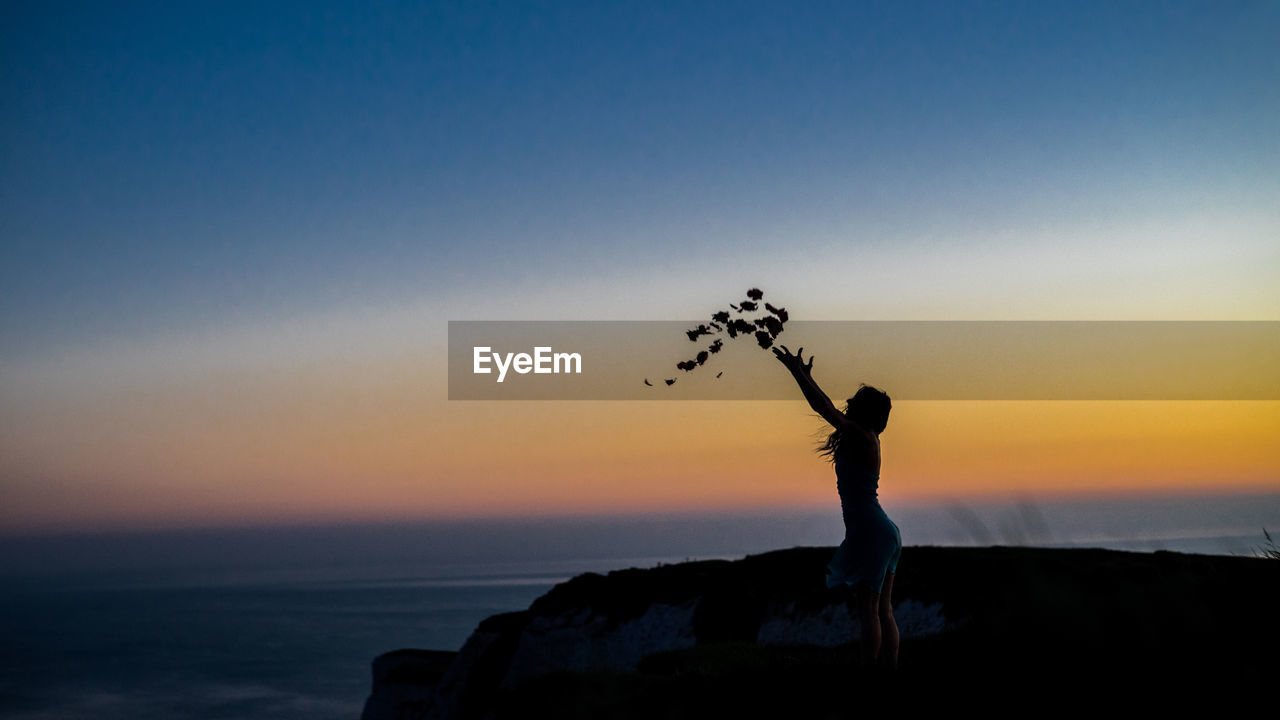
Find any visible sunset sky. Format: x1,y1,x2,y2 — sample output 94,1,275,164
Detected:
3,1,1278,533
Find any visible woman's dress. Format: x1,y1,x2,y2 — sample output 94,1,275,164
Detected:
826,452,901,593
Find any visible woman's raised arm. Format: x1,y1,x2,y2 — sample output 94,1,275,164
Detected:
772,346,850,431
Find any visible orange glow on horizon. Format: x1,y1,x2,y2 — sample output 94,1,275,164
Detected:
3,367,1277,532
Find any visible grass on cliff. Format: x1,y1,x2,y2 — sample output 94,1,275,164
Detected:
1256,528,1280,560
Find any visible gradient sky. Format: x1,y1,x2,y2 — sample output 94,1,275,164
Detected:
2,1,1278,533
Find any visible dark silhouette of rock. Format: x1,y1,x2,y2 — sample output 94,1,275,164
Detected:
363,546,1280,718
360,649,456,720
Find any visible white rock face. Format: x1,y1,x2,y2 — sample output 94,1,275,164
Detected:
894,599,950,637
756,599,949,646
412,596,951,719
500,600,699,688
756,602,859,646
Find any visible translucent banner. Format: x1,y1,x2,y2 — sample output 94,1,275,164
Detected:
448,321,1279,400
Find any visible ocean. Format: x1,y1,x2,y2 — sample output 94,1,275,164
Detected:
2,493,1277,719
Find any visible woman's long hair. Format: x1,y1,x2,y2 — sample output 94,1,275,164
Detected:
817,384,891,462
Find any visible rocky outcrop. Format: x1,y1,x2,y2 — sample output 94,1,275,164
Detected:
754,597,946,646
500,598,701,686
362,546,947,719
360,649,455,720
363,545,1280,719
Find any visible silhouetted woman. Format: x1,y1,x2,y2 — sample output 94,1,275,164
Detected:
773,345,901,669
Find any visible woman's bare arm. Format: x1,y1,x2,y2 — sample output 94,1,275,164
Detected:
772,346,851,431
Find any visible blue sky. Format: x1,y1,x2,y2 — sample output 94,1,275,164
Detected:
4,0,1277,357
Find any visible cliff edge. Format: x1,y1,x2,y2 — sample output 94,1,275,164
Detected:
363,545,1278,717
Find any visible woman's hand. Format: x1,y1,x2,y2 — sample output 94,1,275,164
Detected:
772,345,814,376
775,345,841,425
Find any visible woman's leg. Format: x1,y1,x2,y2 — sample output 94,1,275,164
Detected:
857,583,881,666
877,572,899,669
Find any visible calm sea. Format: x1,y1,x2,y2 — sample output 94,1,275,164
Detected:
2,493,1277,719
